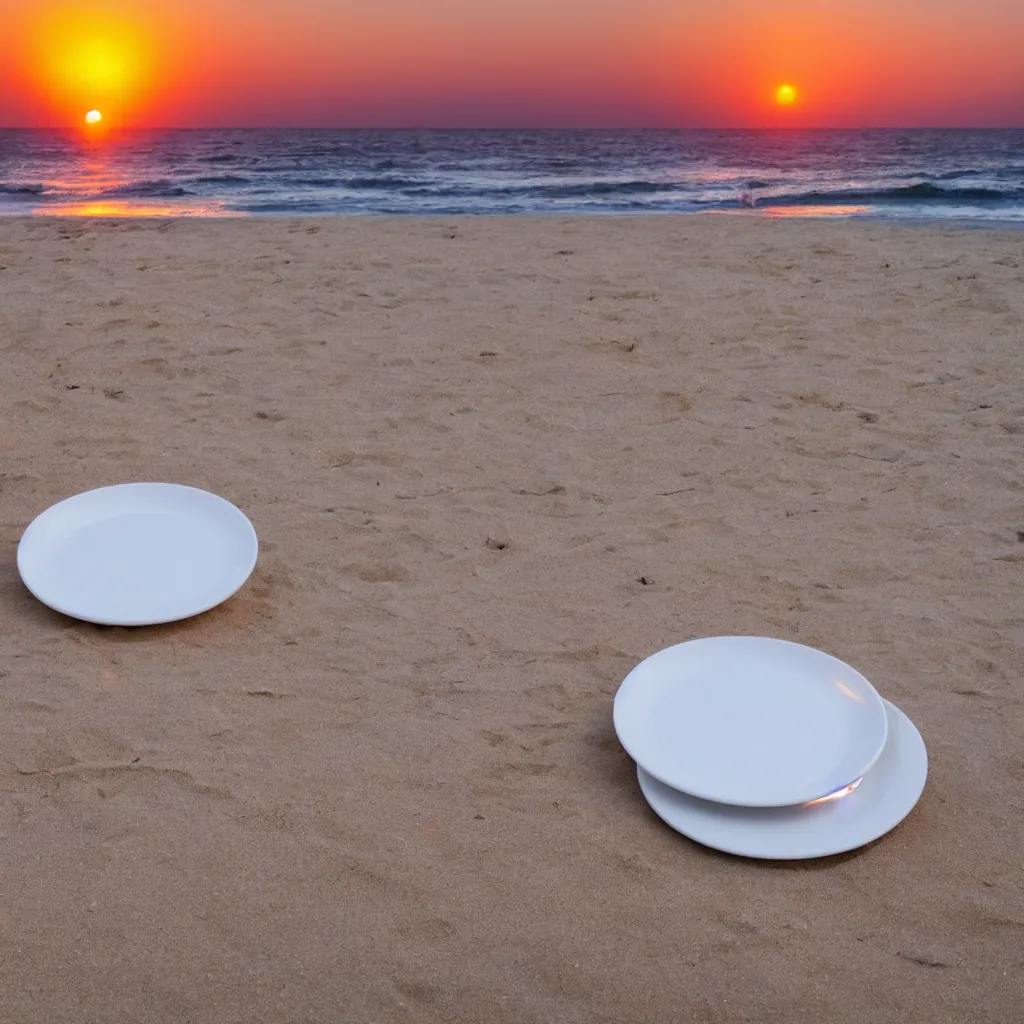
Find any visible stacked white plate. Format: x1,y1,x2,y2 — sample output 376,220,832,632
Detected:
18,483,258,626
614,636,927,859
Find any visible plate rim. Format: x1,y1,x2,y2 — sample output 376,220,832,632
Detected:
613,635,890,807
17,481,259,627
636,699,927,860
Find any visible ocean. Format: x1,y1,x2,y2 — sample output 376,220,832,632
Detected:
1,128,1022,223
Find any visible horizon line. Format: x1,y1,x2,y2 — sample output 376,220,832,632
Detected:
3,124,1023,133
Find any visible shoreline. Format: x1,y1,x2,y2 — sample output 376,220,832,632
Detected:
3,208,1024,230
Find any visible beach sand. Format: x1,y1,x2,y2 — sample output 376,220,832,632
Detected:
1,214,1022,1023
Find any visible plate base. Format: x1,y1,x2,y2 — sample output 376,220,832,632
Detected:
637,700,927,860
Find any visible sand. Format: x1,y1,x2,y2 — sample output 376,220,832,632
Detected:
0,214,1022,1023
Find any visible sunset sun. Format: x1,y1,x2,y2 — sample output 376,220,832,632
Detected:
21,6,166,127
775,84,798,106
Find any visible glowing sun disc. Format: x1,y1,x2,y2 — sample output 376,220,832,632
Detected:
775,84,797,106
85,109,103,124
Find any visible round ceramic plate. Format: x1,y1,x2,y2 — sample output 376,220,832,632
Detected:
637,699,927,860
18,483,258,626
614,636,889,807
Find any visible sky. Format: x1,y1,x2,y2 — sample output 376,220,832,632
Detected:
2,0,1023,128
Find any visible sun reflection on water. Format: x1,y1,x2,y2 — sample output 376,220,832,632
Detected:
760,204,871,218
26,143,232,218
36,200,233,217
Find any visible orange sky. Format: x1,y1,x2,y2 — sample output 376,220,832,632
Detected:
2,0,1022,128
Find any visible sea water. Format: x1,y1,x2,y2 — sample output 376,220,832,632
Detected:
1,128,1021,223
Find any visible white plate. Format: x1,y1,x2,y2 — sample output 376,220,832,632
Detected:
614,636,889,807
18,483,258,626
637,699,927,859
